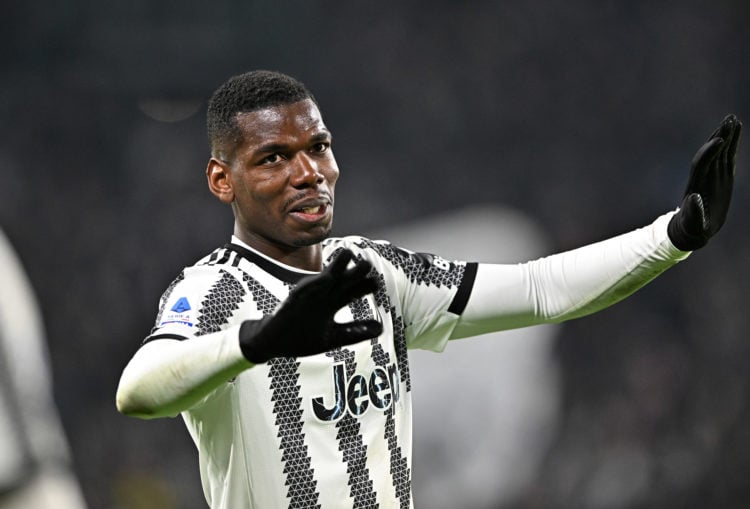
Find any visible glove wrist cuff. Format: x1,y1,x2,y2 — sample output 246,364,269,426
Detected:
667,214,708,252
239,318,272,364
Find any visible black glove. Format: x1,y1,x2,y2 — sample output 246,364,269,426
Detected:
668,114,742,251
238,249,383,364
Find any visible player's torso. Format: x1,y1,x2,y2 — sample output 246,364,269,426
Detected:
184,239,415,508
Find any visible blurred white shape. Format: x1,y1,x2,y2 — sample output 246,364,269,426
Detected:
370,204,561,508
0,228,87,508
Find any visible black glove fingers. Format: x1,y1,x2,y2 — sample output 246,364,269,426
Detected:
716,122,738,192
705,120,724,141
343,259,379,297
685,137,723,196
726,119,742,173
711,118,739,196
701,115,735,173
286,272,331,304
691,137,724,170
710,119,741,234
343,274,379,301
326,248,354,276
328,273,378,312
295,250,361,302
344,258,373,281
716,119,736,169
327,319,384,349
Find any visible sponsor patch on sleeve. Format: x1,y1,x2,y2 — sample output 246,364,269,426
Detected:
159,296,194,327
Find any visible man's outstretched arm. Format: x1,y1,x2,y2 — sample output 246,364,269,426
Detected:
452,115,741,339
116,250,382,419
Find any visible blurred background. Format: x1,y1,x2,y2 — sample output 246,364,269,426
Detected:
1,1,749,507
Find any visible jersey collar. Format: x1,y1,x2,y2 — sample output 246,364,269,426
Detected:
226,235,319,284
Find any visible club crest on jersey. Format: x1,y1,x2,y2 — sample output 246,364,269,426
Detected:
159,297,194,327
311,361,401,423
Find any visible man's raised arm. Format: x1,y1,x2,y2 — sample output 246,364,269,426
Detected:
453,115,741,339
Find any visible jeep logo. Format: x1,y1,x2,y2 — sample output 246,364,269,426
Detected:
312,362,401,422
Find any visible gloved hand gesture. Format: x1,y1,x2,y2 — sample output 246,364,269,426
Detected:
668,114,742,251
239,249,382,364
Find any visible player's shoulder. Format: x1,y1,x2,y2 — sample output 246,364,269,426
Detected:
192,244,240,268
322,235,397,252
162,245,243,290
323,235,431,281
322,235,398,261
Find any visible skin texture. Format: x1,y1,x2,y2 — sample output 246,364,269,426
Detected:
206,99,339,271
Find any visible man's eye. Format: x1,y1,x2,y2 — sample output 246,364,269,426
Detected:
312,142,329,153
261,153,283,164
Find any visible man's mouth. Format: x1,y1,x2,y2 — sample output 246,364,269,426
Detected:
298,205,323,215
289,200,331,223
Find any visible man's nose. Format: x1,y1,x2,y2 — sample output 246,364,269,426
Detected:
290,153,324,187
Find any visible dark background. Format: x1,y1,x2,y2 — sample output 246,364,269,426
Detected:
2,1,749,507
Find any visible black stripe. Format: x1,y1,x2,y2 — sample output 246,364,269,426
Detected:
214,248,232,266
225,243,310,284
385,404,412,508
142,333,188,344
330,299,379,507
195,271,245,336
448,262,477,315
365,299,413,508
244,272,322,506
268,357,320,507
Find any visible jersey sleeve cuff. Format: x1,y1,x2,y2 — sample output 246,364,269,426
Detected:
447,262,478,315
142,332,189,345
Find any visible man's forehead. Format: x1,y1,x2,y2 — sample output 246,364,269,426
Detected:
235,99,327,140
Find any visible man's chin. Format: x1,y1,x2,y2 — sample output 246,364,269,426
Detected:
291,227,333,247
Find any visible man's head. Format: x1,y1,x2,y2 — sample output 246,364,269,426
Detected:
205,71,339,270
207,70,317,160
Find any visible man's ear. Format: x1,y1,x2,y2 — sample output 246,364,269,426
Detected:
206,157,235,204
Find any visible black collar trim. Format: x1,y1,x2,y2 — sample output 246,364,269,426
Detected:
225,243,312,284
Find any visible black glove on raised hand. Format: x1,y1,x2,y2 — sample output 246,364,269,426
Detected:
668,114,742,251
238,249,383,364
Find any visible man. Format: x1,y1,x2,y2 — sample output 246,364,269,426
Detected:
0,228,88,509
116,70,741,509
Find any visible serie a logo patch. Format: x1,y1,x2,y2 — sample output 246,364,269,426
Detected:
159,297,194,327
171,297,191,313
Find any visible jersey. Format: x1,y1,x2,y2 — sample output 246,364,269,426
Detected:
145,235,478,509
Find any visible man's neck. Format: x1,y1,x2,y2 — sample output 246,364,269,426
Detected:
232,231,323,272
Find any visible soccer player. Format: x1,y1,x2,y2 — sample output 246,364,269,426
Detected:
116,70,741,509
0,228,88,509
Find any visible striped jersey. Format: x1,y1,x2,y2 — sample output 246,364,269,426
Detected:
145,235,477,509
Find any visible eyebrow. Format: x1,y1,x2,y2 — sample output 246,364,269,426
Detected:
311,130,332,142
254,142,289,155
254,130,332,155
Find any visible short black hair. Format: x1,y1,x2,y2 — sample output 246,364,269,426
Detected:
207,70,317,158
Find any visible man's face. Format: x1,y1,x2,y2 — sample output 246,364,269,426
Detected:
220,99,339,255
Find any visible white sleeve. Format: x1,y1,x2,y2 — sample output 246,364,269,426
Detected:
115,326,252,419
451,211,690,339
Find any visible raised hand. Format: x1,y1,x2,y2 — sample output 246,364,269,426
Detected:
238,249,382,363
668,114,742,251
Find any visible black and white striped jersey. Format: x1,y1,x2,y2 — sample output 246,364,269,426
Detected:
145,235,477,509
